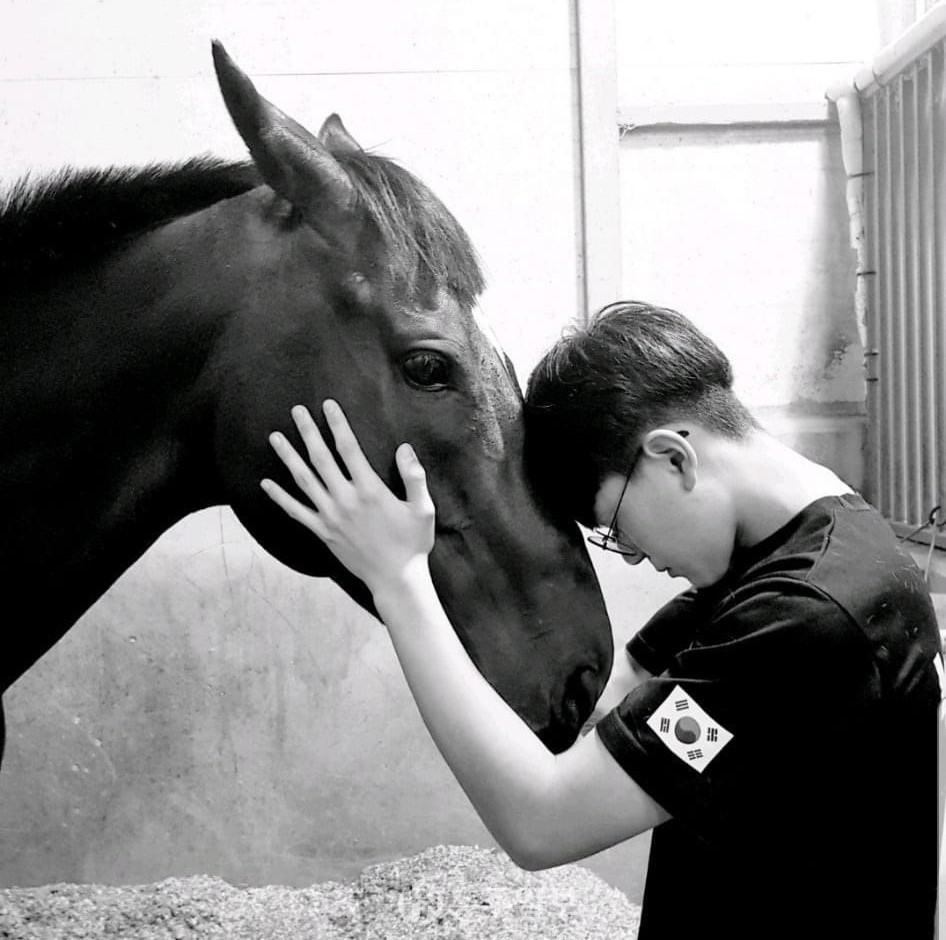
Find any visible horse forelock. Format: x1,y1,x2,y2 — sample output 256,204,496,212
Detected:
335,150,485,311
0,159,261,289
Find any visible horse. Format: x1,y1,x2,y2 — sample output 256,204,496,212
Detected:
0,42,613,766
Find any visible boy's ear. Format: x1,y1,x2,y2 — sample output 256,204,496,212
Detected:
641,429,698,489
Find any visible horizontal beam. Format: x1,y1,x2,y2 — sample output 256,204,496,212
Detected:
618,100,833,129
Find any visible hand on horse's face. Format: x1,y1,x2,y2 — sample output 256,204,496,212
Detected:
261,400,436,599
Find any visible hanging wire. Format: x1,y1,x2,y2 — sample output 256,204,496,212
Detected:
898,504,944,583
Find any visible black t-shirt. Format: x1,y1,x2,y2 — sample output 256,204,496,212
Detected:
596,494,942,940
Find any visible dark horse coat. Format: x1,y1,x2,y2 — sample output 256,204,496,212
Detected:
0,43,612,766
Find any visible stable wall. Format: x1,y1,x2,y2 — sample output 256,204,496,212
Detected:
0,0,670,904
0,0,908,908
619,122,865,486
610,0,939,490
612,0,885,488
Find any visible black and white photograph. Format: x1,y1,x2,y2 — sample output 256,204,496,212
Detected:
0,1,943,937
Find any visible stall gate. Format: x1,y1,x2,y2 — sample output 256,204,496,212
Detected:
831,5,946,544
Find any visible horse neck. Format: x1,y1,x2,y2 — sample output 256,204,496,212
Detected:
0,192,262,649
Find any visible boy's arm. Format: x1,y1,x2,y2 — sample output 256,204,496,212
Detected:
626,590,701,675
262,402,671,870
373,568,671,870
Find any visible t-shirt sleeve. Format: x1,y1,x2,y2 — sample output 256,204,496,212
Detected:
626,589,701,675
596,577,873,838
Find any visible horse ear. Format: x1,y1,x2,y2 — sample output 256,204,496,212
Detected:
318,114,363,154
211,40,353,214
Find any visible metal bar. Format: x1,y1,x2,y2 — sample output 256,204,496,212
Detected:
879,87,897,519
864,95,882,508
848,3,946,99
905,65,924,525
914,54,936,516
906,60,932,521
934,41,946,515
573,0,621,320
837,30,946,531
892,76,909,523
918,52,939,517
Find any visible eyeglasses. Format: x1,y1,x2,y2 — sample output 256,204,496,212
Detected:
586,430,689,557
587,453,640,556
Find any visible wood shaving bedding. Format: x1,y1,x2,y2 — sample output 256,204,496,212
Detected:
0,845,641,939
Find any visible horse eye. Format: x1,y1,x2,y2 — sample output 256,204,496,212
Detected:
401,351,451,389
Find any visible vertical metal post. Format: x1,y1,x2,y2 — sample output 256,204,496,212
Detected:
839,18,946,540
864,95,882,508
905,65,924,524
935,42,946,515
893,76,909,522
573,0,621,321
918,52,938,517
880,88,896,519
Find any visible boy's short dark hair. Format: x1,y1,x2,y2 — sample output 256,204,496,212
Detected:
524,301,758,527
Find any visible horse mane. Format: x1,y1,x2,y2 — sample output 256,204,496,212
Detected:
0,158,262,288
0,150,485,306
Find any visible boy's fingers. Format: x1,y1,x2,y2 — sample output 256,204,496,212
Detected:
397,443,434,514
290,405,347,493
260,478,329,540
322,399,376,487
268,431,329,509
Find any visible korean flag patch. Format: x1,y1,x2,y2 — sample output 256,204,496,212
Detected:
646,685,733,773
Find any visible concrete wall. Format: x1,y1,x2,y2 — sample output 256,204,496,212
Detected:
0,0,669,904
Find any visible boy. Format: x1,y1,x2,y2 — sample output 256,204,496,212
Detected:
262,301,941,939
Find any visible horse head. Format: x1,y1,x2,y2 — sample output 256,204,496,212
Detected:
204,43,613,753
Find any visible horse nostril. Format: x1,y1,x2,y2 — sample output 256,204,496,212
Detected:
561,666,598,731
538,667,606,753
561,694,582,730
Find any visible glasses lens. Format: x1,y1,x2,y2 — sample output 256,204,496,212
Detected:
587,530,609,550
587,529,634,555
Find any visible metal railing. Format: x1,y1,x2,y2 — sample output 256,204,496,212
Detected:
828,5,946,547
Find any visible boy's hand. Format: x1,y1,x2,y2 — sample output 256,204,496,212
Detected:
260,400,436,598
